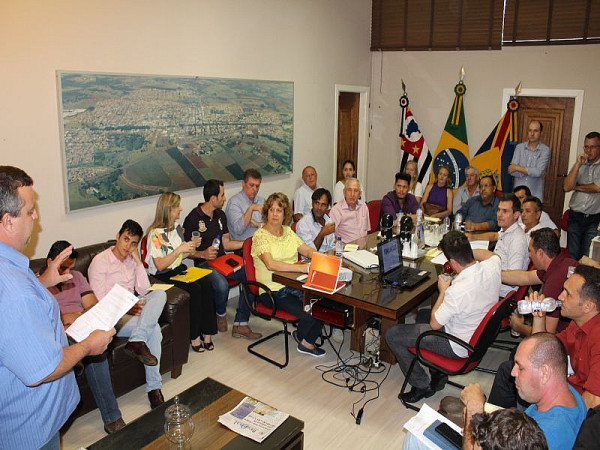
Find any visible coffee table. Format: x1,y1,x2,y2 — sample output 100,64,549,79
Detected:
89,377,304,449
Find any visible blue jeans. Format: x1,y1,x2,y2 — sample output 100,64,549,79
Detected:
260,287,323,345
84,355,122,424
198,261,249,324
116,289,166,391
567,210,600,260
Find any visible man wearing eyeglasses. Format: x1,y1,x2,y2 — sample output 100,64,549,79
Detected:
564,131,600,260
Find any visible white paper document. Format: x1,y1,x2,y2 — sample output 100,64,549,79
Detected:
430,240,489,265
403,403,462,449
218,396,289,443
66,284,138,342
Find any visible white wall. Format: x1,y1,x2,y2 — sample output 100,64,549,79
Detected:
367,45,600,202
0,0,372,257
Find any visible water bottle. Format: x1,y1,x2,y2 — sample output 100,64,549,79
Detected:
396,211,403,235
517,297,562,315
444,215,451,234
415,208,425,249
335,236,344,257
212,234,221,249
454,213,463,232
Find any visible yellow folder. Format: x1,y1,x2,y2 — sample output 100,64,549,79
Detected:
170,267,212,283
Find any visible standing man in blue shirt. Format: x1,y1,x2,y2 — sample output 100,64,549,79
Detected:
0,166,114,450
564,131,600,260
509,120,551,200
225,169,264,243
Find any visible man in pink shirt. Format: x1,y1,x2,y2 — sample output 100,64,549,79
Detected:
329,178,370,243
88,219,166,409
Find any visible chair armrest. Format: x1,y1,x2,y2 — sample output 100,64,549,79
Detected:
240,280,279,318
415,329,475,357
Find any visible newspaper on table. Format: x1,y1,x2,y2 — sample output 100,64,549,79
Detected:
218,396,289,443
66,283,138,342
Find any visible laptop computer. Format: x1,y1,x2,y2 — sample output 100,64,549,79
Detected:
303,252,346,294
377,237,429,288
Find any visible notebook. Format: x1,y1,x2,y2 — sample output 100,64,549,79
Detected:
377,237,429,288
343,249,379,269
208,254,244,277
302,252,346,294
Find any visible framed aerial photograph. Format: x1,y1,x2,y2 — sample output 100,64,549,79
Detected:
57,71,294,211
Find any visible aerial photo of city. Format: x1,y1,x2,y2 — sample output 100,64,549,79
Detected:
58,72,294,211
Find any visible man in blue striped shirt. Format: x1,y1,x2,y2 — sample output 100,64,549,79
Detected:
0,166,114,450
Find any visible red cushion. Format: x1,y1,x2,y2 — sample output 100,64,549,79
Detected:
255,303,299,322
408,347,478,373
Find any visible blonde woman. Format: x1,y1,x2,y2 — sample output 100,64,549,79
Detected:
421,165,454,219
251,192,325,356
145,192,217,352
404,160,424,203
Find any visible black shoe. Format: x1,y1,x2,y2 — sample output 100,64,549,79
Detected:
399,386,435,403
430,371,448,392
148,389,164,409
124,341,158,366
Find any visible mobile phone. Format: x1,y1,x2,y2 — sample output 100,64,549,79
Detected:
225,258,240,268
434,422,462,449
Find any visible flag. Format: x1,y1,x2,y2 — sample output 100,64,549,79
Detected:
398,93,433,184
470,97,520,193
431,81,470,189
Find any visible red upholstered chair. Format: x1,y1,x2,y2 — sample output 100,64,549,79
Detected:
140,235,149,269
367,200,382,232
240,238,300,369
399,291,516,411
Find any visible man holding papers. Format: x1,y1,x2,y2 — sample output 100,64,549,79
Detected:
0,166,114,450
88,219,167,409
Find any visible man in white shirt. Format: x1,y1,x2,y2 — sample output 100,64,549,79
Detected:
453,166,480,214
386,231,500,404
513,185,559,237
475,193,529,297
296,188,335,252
293,166,321,222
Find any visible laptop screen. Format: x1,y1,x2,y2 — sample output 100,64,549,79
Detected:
378,238,402,275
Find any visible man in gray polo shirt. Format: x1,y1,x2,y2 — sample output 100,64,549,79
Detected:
564,131,600,260
225,169,264,243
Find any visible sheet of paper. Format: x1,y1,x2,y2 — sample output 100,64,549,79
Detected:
147,283,174,291
66,284,138,342
343,244,359,252
403,403,462,450
430,240,490,265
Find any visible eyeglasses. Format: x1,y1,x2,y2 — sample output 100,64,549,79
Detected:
584,145,600,151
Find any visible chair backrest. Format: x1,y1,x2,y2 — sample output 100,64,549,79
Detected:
561,209,570,232
367,200,382,232
468,291,516,360
140,235,149,269
291,221,297,232
242,238,260,296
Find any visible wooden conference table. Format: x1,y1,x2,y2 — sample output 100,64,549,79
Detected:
273,233,440,364
89,378,304,449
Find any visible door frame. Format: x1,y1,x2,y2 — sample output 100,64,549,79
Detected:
501,88,584,213
334,84,370,199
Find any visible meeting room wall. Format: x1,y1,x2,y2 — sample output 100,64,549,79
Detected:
367,45,600,210
0,0,372,258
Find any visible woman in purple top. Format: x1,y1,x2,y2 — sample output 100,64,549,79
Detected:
421,164,453,219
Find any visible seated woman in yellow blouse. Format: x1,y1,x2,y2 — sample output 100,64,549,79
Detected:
251,192,325,357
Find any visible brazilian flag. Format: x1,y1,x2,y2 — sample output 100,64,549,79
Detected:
431,81,470,190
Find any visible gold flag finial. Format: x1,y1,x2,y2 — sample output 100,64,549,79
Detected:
459,66,465,82
515,81,522,96
401,79,406,94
